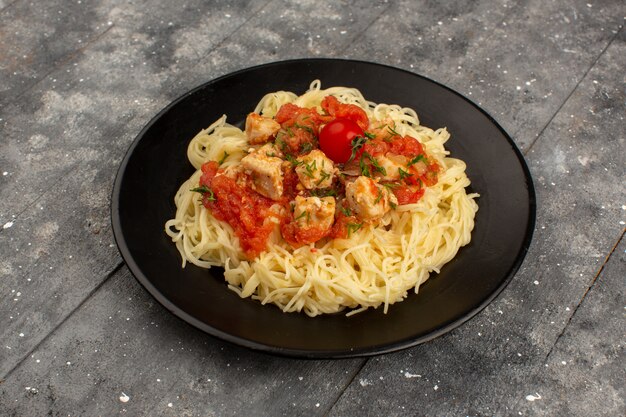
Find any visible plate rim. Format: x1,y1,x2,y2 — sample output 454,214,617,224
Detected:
111,57,537,358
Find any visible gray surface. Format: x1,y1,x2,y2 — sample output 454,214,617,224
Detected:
0,0,624,415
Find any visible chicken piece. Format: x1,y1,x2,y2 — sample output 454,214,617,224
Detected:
345,176,397,221
241,151,284,200
295,150,335,189
214,164,245,186
293,195,336,235
254,142,284,159
375,153,409,181
245,113,281,145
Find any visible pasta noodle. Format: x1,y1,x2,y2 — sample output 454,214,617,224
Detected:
165,81,478,316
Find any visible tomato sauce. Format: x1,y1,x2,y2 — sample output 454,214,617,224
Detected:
321,96,369,131
393,185,425,205
196,96,442,255
274,104,323,155
199,162,280,259
281,218,329,247
329,210,360,240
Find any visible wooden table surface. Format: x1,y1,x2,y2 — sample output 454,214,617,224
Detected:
1,1,624,415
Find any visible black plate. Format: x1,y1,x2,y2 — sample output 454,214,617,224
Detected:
112,59,535,358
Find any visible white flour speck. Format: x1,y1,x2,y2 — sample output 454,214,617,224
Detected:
534,280,539,285
359,378,372,386
2,171,7,176
19,333,24,337
577,155,590,166
404,372,421,378
167,402,173,407
526,393,541,401
119,393,130,403
434,385,439,391
3,221,14,229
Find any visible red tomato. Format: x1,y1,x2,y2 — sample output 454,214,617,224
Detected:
319,118,364,163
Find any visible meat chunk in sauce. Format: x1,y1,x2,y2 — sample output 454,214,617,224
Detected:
241,150,284,201
345,176,397,221
295,150,335,189
293,195,336,235
245,113,281,145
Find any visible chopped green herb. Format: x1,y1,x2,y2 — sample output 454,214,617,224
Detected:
300,141,313,154
285,154,302,167
303,159,317,178
387,125,400,136
275,135,288,152
347,223,363,237
190,185,216,201
294,122,314,134
218,151,229,165
294,210,308,221
340,206,352,217
359,155,371,177
407,154,425,166
398,167,413,180
365,153,387,175
310,188,337,198
381,182,399,190
315,169,331,185
389,201,398,210
348,135,368,162
364,131,376,139
373,188,383,204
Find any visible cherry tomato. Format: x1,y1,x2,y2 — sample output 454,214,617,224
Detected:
318,118,364,163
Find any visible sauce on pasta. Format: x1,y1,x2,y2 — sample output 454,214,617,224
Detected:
165,81,478,316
